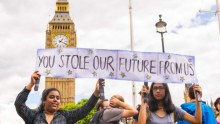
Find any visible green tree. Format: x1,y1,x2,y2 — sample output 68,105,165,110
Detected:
60,99,97,124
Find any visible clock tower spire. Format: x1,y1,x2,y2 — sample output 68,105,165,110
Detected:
56,0,69,13
45,0,77,104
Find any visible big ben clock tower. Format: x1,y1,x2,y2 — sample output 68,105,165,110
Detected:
45,0,76,104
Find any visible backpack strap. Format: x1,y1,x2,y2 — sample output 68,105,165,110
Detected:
171,112,175,122
147,108,150,123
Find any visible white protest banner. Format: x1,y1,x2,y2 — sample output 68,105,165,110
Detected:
36,48,197,83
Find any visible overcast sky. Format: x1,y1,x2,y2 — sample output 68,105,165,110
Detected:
0,0,220,123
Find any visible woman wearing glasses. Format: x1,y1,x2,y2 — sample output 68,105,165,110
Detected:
138,82,202,124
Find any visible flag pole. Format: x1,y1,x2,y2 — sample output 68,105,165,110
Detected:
216,0,220,35
129,0,136,107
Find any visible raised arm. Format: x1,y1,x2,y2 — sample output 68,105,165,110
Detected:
26,71,40,90
182,84,202,124
138,85,149,124
110,97,138,118
14,71,40,123
64,79,104,123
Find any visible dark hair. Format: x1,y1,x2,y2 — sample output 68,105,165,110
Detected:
148,83,175,114
96,99,108,111
214,97,220,111
188,85,195,99
110,95,124,108
133,104,141,121
112,95,124,102
38,88,61,112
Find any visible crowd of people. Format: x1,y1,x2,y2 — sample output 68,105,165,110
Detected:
15,71,220,124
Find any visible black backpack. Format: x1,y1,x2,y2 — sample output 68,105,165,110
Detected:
89,109,119,124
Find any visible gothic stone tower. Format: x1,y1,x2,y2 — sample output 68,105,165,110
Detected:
45,0,77,104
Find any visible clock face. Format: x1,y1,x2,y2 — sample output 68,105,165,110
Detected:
52,34,68,48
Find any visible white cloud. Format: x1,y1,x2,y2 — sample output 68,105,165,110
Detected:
0,103,24,124
0,0,220,123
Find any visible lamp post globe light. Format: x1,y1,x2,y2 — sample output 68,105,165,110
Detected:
155,14,167,53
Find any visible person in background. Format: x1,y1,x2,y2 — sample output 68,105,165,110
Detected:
128,104,140,124
96,99,109,111
215,97,220,124
91,94,138,124
15,71,104,124
178,84,216,124
138,82,202,124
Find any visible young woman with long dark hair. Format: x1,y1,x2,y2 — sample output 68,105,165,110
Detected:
138,82,202,124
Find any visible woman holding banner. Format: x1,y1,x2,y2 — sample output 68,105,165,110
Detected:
15,71,104,124
138,83,202,124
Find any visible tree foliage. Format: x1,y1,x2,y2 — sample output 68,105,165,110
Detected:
60,99,97,124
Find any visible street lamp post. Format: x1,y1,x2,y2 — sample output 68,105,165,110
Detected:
155,14,167,53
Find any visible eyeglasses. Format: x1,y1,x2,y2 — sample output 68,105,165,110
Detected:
153,86,165,91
